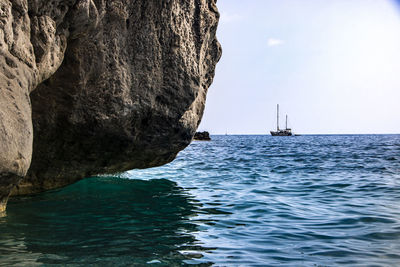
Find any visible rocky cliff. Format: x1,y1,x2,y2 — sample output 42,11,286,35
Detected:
0,0,221,212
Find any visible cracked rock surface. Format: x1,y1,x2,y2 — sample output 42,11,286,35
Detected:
0,0,221,212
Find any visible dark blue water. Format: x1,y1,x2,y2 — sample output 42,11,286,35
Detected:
1,135,400,266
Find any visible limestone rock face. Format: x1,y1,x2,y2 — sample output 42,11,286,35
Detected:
0,0,221,211
0,0,70,211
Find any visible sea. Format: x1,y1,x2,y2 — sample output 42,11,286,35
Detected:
1,135,400,266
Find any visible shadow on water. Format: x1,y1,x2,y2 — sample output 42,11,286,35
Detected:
0,177,213,266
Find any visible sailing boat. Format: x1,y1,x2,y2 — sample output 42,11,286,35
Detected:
270,104,293,136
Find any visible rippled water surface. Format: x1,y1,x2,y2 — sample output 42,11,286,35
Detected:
1,135,400,266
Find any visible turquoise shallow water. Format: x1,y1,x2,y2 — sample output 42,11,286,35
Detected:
1,135,400,266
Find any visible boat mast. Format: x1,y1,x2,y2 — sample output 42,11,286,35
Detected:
286,115,288,130
277,104,279,131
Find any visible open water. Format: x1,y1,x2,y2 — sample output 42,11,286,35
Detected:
1,135,400,266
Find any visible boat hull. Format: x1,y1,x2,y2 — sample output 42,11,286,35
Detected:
270,130,292,136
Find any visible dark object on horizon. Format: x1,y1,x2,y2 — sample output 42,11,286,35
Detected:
194,131,211,141
270,104,293,136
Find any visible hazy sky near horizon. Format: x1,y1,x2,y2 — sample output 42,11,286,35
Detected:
198,0,400,134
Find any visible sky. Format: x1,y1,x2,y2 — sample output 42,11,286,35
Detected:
198,0,400,134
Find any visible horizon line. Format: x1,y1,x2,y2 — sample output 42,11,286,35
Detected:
201,133,400,136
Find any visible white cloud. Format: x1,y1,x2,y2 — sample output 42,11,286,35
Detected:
267,38,285,47
220,12,242,24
